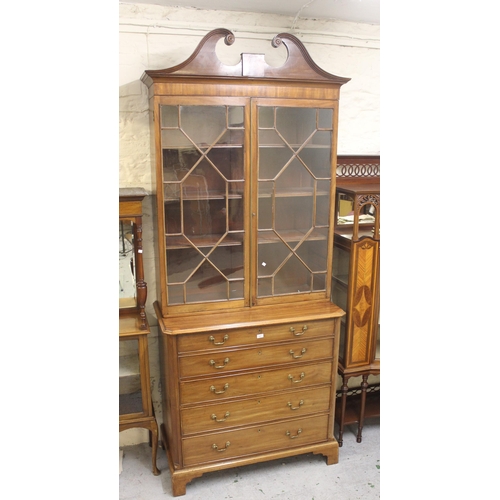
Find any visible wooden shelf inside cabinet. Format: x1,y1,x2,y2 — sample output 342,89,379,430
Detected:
119,189,160,476
164,192,244,202
258,188,330,198
142,28,350,496
257,228,328,244
165,233,244,250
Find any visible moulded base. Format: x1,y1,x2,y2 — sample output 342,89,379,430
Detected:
160,424,339,496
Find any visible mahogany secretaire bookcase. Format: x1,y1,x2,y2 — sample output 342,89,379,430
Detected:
141,29,349,496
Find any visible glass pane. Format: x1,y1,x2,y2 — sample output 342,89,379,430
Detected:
119,220,136,308
161,104,246,306
316,181,331,226
312,273,326,291
275,158,314,194
337,192,354,221
332,245,351,283
276,107,316,145
180,105,226,147
274,254,311,295
160,105,178,128
166,236,244,304
258,196,273,230
258,238,291,277
228,189,244,231
259,147,292,180
257,105,332,299
297,145,331,178
119,338,143,415
259,107,274,128
161,129,192,149
228,106,244,127
318,108,333,129
275,196,313,236
296,233,328,273
166,244,203,283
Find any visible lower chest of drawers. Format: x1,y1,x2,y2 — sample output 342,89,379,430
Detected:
157,308,343,495
173,320,336,465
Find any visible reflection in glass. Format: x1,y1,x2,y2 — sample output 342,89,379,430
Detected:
336,192,377,241
119,220,136,308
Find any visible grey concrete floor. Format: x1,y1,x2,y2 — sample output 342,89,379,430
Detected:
119,419,380,499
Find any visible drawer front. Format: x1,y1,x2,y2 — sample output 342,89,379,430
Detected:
179,338,334,378
181,385,331,435
177,319,334,354
180,361,333,404
182,414,329,466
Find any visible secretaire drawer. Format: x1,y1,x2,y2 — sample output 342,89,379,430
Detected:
177,319,334,354
181,385,331,435
182,414,330,466
179,337,334,378
180,361,333,404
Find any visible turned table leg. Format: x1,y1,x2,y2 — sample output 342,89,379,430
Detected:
357,374,369,443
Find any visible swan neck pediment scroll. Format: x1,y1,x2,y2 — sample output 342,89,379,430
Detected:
141,28,351,85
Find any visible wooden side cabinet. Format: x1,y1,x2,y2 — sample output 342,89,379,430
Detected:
141,29,348,496
331,156,380,446
119,188,160,476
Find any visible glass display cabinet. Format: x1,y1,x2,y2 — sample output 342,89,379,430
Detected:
331,156,380,446
119,188,160,476
141,29,349,496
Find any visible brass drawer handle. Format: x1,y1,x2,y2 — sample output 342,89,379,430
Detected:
210,383,229,394
211,411,230,422
209,334,229,346
290,325,308,336
212,441,230,452
288,372,305,383
286,429,302,439
287,399,304,411
289,348,306,359
209,357,230,369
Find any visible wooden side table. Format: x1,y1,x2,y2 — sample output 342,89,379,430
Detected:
119,188,160,476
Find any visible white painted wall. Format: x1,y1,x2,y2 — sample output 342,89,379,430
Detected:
119,2,380,446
